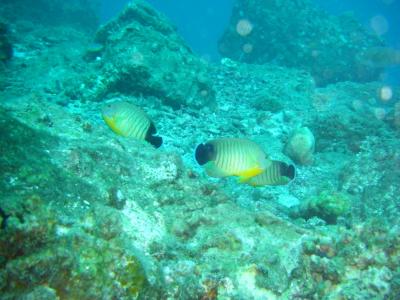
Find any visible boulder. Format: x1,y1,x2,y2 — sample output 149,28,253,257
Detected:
218,0,383,86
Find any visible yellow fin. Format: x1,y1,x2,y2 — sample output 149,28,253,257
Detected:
237,167,264,183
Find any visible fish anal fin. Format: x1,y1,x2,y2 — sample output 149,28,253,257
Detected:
237,167,264,183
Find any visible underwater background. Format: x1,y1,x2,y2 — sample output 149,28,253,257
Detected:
0,0,400,299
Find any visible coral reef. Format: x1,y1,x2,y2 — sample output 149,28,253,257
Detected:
0,0,399,298
218,0,383,86
293,222,400,299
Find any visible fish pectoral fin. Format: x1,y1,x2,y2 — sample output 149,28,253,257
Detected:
237,167,264,183
104,116,124,136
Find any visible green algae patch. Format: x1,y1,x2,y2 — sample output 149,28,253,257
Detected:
116,255,148,297
0,196,151,299
0,110,153,299
291,190,350,224
0,109,101,215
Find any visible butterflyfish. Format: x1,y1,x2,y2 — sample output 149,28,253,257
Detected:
244,160,295,187
102,101,162,148
195,138,269,182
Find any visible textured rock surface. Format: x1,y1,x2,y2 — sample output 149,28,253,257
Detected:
0,22,12,61
284,127,315,165
339,136,400,225
70,1,215,109
218,0,383,86
290,190,351,224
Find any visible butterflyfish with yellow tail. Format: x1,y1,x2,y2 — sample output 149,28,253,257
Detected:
195,138,269,182
244,160,295,187
102,101,162,148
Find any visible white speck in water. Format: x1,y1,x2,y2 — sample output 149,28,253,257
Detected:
236,19,253,36
379,86,393,102
370,15,389,36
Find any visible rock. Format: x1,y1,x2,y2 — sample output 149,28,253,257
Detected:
0,22,12,61
339,136,400,225
218,0,383,86
284,127,315,165
75,1,215,109
83,42,104,61
19,285,58,300
291,190,350,224
310,82,399,154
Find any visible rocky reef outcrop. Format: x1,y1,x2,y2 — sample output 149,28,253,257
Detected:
1,0,400,298
0,22,12,62
218,0,383,86
69,1,215,109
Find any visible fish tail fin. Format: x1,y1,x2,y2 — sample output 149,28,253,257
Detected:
277,161,295,180
145,122,163,148
148,135,163,148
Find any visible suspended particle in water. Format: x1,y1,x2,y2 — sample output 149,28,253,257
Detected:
311,50,320,58
236,19,253,36
131,50,144,65
352,99,364,112
370,15,389,36
242,43,253,54
373,107,386,120
379,85,393,102
200,89,209,97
